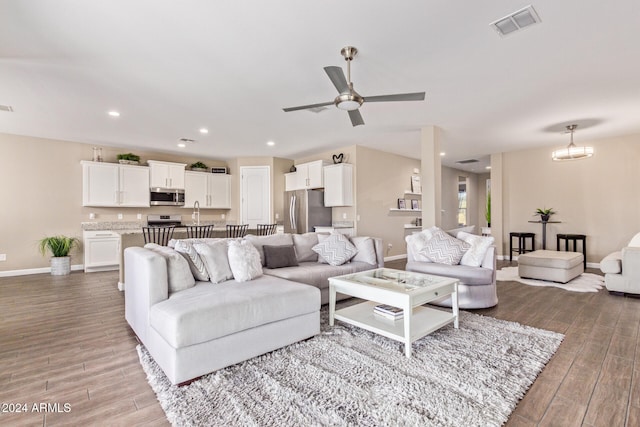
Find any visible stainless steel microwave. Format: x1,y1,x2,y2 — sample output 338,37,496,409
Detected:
150,188,185,206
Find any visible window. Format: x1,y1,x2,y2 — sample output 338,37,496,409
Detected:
457,176,468,226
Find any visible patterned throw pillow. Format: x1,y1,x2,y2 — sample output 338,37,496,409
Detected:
312,233,358,266
419,229,470,265
457,231,495,267
174,240,209,281
227,240,263,282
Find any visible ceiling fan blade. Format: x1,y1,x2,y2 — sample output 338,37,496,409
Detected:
282,101,334,112
364,92,426,103
324,66,349,94
348,110,364,127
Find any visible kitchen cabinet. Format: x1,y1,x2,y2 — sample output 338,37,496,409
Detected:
82,161,150,207
83,230,120,272
286,160,329,190
323,163,353,207
148,160,186,189
184,172,231,209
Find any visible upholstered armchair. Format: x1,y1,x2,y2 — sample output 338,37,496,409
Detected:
600,232,640,294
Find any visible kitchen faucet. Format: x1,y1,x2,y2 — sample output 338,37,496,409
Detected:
193,201,200,225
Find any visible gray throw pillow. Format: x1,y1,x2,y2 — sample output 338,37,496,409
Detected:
263,245,299,269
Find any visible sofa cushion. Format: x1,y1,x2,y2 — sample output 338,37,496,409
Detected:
168,237,223,248
228,240,263,282
420,230,470,265
244,234,294,266
405,261,494,286
264,261,372,289
350,236,377,266
149,276,320,348
292,232,319,262
263,244,298,269
600,251,622,274
312,232,358,266
193,241,233,284
174,240,209,281
144,243,195,293
457,231,495,267
446,225,476,237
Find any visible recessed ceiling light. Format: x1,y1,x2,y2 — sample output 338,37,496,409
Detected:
177,143,186,148
267,141,275,146
199,128,209,134
108,111,120,117
440,152,446,156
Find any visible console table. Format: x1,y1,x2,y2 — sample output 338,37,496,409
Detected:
528,220,561,250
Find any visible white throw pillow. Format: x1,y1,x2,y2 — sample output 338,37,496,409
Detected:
227,240,263,282
144,243,195,293
457,231,495,267
174,240,209,281
193,241,234,284
350,236,377,266
405,227,437,262
312,232,358,266
419,230,470,265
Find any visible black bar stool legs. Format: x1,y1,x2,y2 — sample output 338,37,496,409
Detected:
510,232,535,261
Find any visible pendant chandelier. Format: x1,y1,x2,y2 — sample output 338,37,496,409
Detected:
552,124,594,161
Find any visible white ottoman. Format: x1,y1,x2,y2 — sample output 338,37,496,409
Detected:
518,250,584,283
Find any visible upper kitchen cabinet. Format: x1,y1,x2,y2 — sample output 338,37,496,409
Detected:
184,172,231,209
286,160,329,190
82,161,150,207
323,163,353,207
148,160,186,189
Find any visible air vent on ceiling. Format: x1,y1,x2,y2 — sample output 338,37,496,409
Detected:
456,159,479,165
0,105,14,112
490,5,541,37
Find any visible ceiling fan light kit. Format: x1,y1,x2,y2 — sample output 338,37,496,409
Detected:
283,46,425,126
552,124,594,161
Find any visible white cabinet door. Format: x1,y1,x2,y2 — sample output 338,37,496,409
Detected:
148,160,186,189
82,161,119,206
83,231,120,272
295,163,309,189
306,160,325,189
184,171,209,208
119,165,150,207
209,174,231,208
285,172,297,191
323,163,353,207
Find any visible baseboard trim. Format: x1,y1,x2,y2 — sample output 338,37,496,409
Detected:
384,254,407,262
0,264,84,277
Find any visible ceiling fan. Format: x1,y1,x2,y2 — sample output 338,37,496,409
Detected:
283,46,426,127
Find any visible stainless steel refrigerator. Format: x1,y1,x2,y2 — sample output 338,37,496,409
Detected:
284,189,332,234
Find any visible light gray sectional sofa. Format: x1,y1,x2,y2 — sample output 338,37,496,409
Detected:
125,232,383,385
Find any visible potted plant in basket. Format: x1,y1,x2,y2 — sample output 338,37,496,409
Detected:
534,207,556,222
117,153,140,165
38,235,79,276
190,161,208,172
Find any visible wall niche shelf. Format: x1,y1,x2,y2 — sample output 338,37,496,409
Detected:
390,208,422,212
404,191,422,196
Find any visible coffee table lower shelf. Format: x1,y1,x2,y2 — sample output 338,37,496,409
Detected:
334,301,456,348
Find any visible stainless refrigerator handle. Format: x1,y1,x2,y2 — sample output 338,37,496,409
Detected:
289,195,295,230
292,195,297,231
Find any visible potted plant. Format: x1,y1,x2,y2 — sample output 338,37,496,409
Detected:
117,153,140,165
534,207,556,222
190,161,208,172
38,235,79,276
485,191,491,227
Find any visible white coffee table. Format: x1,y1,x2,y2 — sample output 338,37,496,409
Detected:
329,268,459,357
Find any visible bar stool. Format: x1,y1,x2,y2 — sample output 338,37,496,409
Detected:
186,225,214,239
142,225,176,246
510,232,535,261
226,224,249,238
256,224,278,236
557,234,587,269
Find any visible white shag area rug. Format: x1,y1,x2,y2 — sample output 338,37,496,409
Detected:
496,266,604,292
138,310,563,427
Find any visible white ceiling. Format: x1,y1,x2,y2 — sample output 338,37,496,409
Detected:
1,1,639,173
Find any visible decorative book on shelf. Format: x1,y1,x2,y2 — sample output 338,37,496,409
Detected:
374,304,404,320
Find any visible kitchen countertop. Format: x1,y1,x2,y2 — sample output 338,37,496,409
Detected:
81,221,227,234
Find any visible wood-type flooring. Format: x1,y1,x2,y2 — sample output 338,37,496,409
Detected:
0,260,638,426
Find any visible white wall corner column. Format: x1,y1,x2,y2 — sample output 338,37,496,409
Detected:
421,126,442,228
490,153,503,258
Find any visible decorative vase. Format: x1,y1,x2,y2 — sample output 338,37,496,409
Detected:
50,256,71,276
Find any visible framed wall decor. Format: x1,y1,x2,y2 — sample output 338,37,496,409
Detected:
411,175,422,194
397,198,407,209
411,199,419,210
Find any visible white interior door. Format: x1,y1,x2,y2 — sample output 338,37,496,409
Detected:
240,166,270,227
